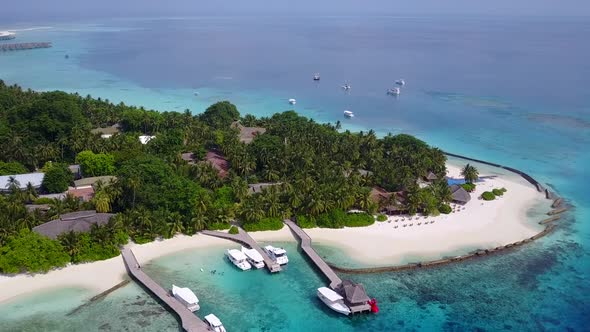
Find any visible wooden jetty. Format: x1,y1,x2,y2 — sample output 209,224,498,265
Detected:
283,220,342,289
120,247,210,332
201,227,282,273
284,220,371,313
0,42,52,52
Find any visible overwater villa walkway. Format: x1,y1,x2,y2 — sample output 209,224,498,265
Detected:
201,227,282,273
283,220,342,288
120,247,210,332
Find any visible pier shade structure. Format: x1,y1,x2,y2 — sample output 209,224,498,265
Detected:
284,220,372,314
121,247,210,332
201,227,282,273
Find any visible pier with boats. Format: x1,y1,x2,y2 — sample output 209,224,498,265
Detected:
284,219,376,315
202,227,282,273
120,246,216,332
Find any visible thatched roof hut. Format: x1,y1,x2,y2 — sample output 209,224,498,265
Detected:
231,121,266,144
450,184,471,204
33,211,114,239
339,280,370,305
205,150,230,178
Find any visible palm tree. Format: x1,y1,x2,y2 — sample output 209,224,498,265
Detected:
93,190,111,213
166,212,184,238
49,198,66,219
24,182,39,203
59,231,81,261
432,180,453,203
461,164,479,184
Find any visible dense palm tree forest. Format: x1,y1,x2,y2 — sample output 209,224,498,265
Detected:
0,80,449,273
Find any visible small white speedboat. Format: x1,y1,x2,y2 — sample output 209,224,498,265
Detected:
241,246,265,269
343,110,354,118
387,87,401,95
288,98,297,105
226,249,252,271
263,245,289,265
395,79,405,86
171,285,200,312
317,287,351,316
341,83,351,90
313,73,320,81
204,313,226,332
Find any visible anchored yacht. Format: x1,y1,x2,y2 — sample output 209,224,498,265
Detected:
387,87,401,95
241,246,265,269
204,314,226,332
289,98,297,105
171,285,200,312
317,287,351,316
263,245,289,265
341,83,351,90
343,110,354,118
313,73,320,81
395,79,405,86
226,249,252,271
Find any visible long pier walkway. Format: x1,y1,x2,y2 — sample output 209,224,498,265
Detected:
201,228,282,273
120,247,210,332
284,220,342,289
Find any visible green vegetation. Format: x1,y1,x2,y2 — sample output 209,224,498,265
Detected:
42,163,73,193
0,161,28,176
75,150,115,176
461,164,479,184
482,191,496,201
0,81,448,273
376,214,388,222
461,183,476,192
492,188,507,196
243,217,284,232
0,229,70,273
228,226,239,234
439,204,452,214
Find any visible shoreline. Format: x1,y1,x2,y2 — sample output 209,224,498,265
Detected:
0,159,559,305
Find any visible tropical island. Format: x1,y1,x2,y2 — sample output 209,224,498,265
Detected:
0,81,552,304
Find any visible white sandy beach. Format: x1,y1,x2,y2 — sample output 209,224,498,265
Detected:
0,162,550,304
304,163,548,266
0,234,228,304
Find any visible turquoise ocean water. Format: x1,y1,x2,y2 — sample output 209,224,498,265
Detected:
0,17,589,331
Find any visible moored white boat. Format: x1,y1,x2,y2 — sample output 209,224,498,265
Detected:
395,79,405,86
341,83,351,90
289,98,297,105
343,110,354,118
226,249,252,270
317,287,351,316
204,313,227,332
171,284,200,312
263,245,289,265
241,246,265,269
387,87,401,95
313,73,320,81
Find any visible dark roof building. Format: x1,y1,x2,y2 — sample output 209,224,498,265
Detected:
450,184,471,204
205,150,230,178
33,211,114,239
370,186,406,214
425,171,438,181
339,280,371,305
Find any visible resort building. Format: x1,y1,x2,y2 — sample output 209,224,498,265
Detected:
425,171,438,182
74,176,116,189
449,184,471,204
0,173,45,192
139,135,156,145
91,124,120,139
33,210,114,239
248,182,282,194
69,164,82,180
205,150,230,178
370,186,406,215
231,121,266,144
181,152,197,165
337,280,371,313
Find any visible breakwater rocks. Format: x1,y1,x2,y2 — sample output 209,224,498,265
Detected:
329,224,557,274
0,42,52,51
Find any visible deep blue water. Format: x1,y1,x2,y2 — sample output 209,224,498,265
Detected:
0,16,589,331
